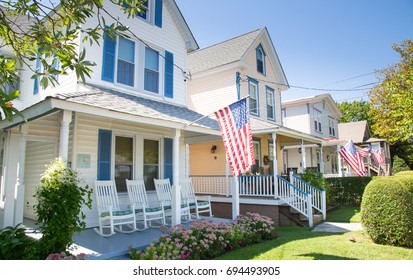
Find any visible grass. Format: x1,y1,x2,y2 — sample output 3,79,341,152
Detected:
216,227,413,260
325,206,361,223
215,207,413,260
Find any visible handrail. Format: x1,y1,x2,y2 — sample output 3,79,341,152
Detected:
277,175,312,226
290,173,326,220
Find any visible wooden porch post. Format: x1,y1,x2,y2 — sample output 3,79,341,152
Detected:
59,110,72,162
337,144,343,177
301,139,306,172
232,175,239,219
171,128,181,226
14,124,29,226
319,144,325,174
272,132,278,198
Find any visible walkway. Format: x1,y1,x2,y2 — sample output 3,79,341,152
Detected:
312,222,363,233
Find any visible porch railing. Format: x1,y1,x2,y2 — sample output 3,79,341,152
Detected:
190,175,233,196
238,175,276,197
277,175,313,227
290,173,326,220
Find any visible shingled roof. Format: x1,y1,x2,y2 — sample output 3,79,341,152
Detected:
188,28,263,75
51,85,219,130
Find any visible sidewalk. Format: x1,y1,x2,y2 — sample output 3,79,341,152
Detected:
312,222,363,233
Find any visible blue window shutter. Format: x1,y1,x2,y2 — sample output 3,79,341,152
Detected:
98,129,112,180
164,138,173,185
154,0,163,28
164,51,174,98
101,30,116,82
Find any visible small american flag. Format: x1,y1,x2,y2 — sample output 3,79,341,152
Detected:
338,139,367,177
371,149,385,166
214,98,255,176
359,146,371,158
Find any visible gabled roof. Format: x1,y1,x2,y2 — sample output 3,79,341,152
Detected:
188,29,262,74
188,27,289,90
338,120,370,144
282,93,343,119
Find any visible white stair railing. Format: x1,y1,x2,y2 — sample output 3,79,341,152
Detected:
277,175,313,227
290,172,326,220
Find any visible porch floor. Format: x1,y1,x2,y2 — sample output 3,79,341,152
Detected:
23,217,230,260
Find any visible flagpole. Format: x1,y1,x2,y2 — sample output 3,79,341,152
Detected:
184,95,250,127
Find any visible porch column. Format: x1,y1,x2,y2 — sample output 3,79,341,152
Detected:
337,144,343,177
319,144,325,174
171,128,181,226
272,132,278,197
59,110,72,161
14,124,29,226
232,175,239,220
301,139,306,172
185,144,190,178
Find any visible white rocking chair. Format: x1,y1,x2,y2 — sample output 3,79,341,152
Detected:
93,180,137,237
126,179,166,229
180,178,213,219
154,178,191,224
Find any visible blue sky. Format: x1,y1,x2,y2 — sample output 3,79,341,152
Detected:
175,0,413,102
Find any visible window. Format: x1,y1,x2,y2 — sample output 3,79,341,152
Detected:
249,79,259,115
137,0,149,21
143,139,159,190
102,33,136,86
251,140,261,173
117,37,135,86
256,44,266,75
115,136,134,192
144,47,159,93
266,87,275,120
328,117,336,136
313,109,322,133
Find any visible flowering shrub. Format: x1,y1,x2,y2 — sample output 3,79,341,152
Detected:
46,252,88,260
129,212,278,260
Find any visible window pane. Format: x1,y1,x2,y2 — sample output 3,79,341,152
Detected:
117,60,134,86
144,69,159,93
144,139,159,190
145,47,159,71
118,37,135,63
137,0,148,20
115,136,133,192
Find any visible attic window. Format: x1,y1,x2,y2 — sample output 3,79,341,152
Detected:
256,44,266,75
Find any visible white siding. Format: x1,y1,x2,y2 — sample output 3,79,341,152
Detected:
283,104,311,134
81,0,188,106
187,69,237,115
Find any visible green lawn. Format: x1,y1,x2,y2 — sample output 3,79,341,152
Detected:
216,227,413,260
215,207,413,260
325,206,361,223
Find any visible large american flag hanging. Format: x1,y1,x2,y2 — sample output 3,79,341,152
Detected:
338,139,367,177
214,98,255,176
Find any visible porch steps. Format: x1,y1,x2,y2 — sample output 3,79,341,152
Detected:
279,205,323,228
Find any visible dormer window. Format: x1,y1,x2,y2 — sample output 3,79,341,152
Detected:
137,0,149,21
135,0,163,28
256,44,266,75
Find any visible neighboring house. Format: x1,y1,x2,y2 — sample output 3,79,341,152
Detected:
0,0,221,229
338,120,391,176
282,94,344,177
187,28,325,226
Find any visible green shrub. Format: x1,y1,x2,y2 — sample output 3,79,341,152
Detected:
32,158,92,259
394,170,413,177
0,224,34,260
392,156,411,175
361,176,413,247
327,176,372,206
300,168,330,204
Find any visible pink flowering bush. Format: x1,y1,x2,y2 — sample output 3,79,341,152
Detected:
46,252,87,260
129,212,278,260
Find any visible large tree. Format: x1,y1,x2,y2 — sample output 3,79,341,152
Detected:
0,0,145,121
336,100,374,130
368,39,413,169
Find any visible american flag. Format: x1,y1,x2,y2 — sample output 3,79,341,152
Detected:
338,139,367,177
214,98,255,176
359,145,371,158
371,149,385,166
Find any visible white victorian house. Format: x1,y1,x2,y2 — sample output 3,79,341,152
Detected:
0,0,221,229
282,94,344,177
